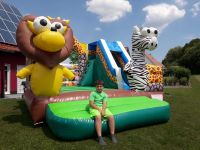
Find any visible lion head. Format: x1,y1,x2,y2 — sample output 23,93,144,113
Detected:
16,15,74,68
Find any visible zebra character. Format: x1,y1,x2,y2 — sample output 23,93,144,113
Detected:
124,26,158,91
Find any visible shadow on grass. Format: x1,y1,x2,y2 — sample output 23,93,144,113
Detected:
41,124,66,141
2,100,33,127
42,125,98,144
41,122,98,143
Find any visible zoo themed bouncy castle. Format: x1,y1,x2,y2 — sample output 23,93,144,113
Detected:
16,15,169,140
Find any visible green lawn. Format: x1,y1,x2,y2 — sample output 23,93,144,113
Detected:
0,76,200,150
194,75,200,82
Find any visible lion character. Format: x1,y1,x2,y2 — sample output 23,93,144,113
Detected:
16,15,75,96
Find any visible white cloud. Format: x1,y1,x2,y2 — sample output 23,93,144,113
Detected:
190,1,200,16
95,27,101,31
174,0,188,8
143,3,185,32
86,0,132,23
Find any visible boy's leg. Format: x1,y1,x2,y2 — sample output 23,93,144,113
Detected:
106,108,117,144
90,108,106,145
96,115,106,145
104,109,115,135
107,115,115,135
107,116,117,143
95,115,102,137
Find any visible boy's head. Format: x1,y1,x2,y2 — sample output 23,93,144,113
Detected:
95,80,104,86
95,80,104,93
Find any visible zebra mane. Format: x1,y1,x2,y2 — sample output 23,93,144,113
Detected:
133,26,145,35
133,26,141,35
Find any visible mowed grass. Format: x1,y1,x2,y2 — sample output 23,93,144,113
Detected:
194,75,200,82
0,76,200,150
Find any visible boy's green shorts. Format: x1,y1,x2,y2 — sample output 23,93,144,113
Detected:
89,108,113,118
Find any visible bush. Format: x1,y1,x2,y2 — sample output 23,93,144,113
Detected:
164,76,177,86
165,66,191,80
179,77,188,85
174,66,191,80
163,67,172,76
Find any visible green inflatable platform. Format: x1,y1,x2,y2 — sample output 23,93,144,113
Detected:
46,96,170,140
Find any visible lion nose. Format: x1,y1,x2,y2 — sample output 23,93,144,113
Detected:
51,27,57,32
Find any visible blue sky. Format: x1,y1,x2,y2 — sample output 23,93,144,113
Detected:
6,0,200,62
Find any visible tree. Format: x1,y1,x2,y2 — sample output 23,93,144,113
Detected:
162,38,200,74
162,46,183,67
69,50,79,64
179,39,200,74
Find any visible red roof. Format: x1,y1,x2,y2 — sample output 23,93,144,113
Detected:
0,42,20,53
145,52,163,66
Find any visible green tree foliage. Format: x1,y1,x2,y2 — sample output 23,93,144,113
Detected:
172,66,191,80
179,39,200,74
179,77,188,85
164,76,177,86
163,66,190,86
164,66,191,79
162,38,200,74
69,50,79,64
162,46,183,67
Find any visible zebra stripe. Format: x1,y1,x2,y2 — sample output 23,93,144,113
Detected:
124,26,158,91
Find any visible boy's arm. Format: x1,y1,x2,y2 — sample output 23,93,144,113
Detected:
102,101,107,111
102,93,108,115
101,101,107,116
89,101,101,112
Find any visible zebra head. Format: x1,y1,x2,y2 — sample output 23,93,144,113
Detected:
132,26,158,52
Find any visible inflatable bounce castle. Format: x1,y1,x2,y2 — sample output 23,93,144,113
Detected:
16,15,170,140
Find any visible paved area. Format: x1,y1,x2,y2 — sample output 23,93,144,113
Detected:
4,94,23,99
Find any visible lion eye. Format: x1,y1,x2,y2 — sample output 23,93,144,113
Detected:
55,24,61,29
40,19,47,26
51,22,66,34
33,16,51,33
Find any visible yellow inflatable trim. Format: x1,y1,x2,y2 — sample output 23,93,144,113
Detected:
17,63,75,96
33,31,65,52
